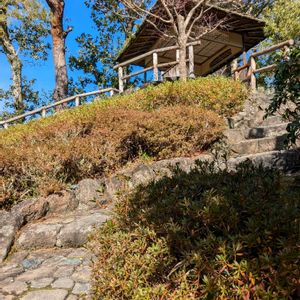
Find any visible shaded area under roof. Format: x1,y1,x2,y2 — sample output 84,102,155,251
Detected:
117,5,265,65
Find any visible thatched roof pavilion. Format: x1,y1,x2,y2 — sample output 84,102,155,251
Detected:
115,3,265,90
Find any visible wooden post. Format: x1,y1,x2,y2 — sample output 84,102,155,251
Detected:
242,50,247,80
176,49,180,77
188,45,195,79
144,71,147,84
231,59,238,80
75,96,80,107
118,67,124,93
123,68,127,86
283,45,290,61
109,89,114,97
250,56,256,91
4,122,8,129
243,51,247,65
41,108,46,117
153,52,159,82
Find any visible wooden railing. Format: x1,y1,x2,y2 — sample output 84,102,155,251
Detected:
233,39,294,91
0,87,119,129
114,40,202,92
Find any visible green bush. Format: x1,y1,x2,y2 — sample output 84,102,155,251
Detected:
117,76,247,117
91,161,300,299
266,45,300,145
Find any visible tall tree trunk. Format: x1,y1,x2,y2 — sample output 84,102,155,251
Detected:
11,57,23,113
46,0,68,102
0,21,24,114
177,15,188,81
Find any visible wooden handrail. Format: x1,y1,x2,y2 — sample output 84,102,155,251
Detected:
233,39,294,74
232,39,294,91
114,40,202,70
114,45,179,70
234,63,250,73
251,39,294,58
253,64,277,74
122,66,154,80
0,87,119,128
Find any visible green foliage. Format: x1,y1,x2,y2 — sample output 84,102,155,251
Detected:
242,0,274,17
91,160,300,299
266,45,300,145
251,0,299,88
264,0,300,43
0,77,48,120
0,77,247,208
69,0,150,89
0,0,50,60
115,77,247,117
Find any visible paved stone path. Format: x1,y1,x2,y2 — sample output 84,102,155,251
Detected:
0,248,91,299
0,178,115,300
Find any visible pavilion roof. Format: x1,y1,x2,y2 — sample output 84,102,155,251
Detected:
117,4,265,64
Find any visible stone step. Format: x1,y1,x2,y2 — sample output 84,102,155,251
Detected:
253,115,284,127
15,210,111,251
231,135,287,156
225,123,288,143
246,124,288,139
228,149,300,172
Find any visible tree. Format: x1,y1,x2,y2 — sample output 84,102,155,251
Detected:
263,0,300,44
0,0,49,114
264,0,300,145
266,45,300,145
69,0,147,90
45,0,71,102
243,0,274,17
119,0,243,80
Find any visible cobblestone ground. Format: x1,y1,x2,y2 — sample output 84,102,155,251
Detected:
0,248,92,300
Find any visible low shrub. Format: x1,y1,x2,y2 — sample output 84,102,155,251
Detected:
0,106,224,208
0,77,247,207
117,76,247,116
91,161,300,299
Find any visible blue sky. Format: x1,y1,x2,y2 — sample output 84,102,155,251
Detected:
0,0,96,112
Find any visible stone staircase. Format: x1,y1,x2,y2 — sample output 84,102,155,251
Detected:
225,91,298,158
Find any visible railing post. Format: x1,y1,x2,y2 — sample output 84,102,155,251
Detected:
4,122,8,129
41,108,46,117
118,67,124,93
109,89,114,97
188,45,195,79
153,52,159,82
250,56,256,91
176,49,180,77
75,96,80,107
231,59,238,80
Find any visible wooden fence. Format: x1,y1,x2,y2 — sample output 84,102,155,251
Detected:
0,88,119,129
114,40,203,92
0,40,295,130
233,39,294,90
